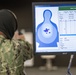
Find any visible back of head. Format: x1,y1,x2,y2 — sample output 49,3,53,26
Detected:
0,9,18,39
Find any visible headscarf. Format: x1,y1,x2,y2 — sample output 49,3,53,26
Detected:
0,9,18,39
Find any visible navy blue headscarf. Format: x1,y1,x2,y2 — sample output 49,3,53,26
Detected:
0,9,18,39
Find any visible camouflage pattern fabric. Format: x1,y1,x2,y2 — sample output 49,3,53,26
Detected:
0,35,33,75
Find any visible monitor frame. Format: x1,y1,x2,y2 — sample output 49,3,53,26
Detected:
32,1,76,55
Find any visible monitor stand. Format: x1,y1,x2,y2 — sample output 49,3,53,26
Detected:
39,55,57,71
66,54,74,75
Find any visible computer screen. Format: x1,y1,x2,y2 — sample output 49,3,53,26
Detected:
32,2,76,55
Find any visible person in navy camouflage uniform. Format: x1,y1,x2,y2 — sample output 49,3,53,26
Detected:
0,9,33,75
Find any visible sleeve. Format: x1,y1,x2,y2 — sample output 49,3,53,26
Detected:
18,39,33,61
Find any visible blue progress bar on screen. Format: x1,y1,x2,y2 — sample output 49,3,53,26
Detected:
60,34,76,36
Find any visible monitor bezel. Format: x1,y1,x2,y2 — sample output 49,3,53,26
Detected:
32,1,76,55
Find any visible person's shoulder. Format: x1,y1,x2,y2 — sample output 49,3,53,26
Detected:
12,39,26,46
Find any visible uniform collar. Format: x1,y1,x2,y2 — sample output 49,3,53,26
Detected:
0,35,5,39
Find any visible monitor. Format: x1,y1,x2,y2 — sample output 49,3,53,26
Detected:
32,1,76,55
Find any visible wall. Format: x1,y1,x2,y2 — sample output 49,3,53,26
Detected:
0,1,33,32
